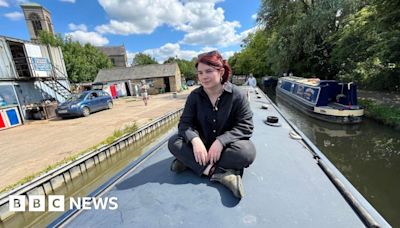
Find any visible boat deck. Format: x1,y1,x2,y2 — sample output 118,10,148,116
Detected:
50,87,389,227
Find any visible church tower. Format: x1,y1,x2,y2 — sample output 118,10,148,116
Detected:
20,3,54,43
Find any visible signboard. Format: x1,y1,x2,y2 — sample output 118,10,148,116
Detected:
32,57,52,72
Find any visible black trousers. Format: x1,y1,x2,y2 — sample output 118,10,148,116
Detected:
168,134,256,176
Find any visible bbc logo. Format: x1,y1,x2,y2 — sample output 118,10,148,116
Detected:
9,195,118,212
9,195,65,212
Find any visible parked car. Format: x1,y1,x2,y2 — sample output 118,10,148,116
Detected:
186,80,195,86
56,90,113,118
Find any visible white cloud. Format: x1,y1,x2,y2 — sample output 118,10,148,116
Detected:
251,13,257,20
238,26,259,40
97,0,186,35
96,0,248,47
65,30,109,46
181,21,241,47
60,0,76,3
4,11,23,21
222,51,235,59
133,42,234,64
68,23,87,31
96,20,155,35
0,0,9,7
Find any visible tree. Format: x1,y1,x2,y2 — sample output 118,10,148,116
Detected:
38,31,112,83
163,57,197,81
132,53,158,66
234,0,400,91
256,0,366,78
228,30,274,77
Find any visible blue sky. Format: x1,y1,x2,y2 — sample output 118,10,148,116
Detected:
0,0,260,64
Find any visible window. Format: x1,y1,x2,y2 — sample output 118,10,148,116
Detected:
0,85,18,107
46,16,53,34
30,13,42,37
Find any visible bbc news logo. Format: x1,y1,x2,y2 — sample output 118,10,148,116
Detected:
9,195,118,212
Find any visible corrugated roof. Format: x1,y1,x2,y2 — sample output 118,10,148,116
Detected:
96,45,126,56
94,63,179,82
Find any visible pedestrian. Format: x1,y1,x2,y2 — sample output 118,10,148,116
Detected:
168,50,256,199
244,73,257,88
141,80,149,106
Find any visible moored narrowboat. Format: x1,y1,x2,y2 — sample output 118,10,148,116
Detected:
276,76,364,124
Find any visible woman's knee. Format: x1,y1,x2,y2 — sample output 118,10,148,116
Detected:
168,134,182,155
231,140,256,166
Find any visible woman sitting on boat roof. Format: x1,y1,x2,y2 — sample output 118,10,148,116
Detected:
168,50,256,199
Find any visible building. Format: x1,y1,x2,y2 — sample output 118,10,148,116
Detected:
0,35,71,129
0,3,71,130
96,45,128,67
93,63,182,98
20,3,55,43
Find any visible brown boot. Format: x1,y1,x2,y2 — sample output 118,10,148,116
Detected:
170,159,187,173
210,169,244,199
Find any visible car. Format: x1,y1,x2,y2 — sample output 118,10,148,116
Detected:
186,80,195,86
56,90,113,118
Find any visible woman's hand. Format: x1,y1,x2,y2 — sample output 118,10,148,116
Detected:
191,137,209,166
208,139,223,164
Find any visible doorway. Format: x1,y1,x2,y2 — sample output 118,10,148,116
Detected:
7,41,32,77
125,82,131,96
163,77,171,92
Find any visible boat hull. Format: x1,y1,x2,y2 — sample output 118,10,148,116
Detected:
276,88,362,124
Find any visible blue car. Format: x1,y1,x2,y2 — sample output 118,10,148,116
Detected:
186,80,195,86
56,90,113,118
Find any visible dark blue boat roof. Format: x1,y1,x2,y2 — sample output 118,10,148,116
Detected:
53,87,388,228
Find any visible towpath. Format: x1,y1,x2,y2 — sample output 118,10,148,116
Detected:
0,89,193,191
358,90,400,109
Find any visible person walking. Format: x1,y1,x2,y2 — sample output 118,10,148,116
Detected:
141,80,149,106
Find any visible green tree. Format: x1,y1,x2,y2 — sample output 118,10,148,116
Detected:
38,31,112,83
163,57,196,81
257,0,366,78
228,30,274,77
132,53,158,66
38,31,63,47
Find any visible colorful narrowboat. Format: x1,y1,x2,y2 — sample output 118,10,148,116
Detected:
276,76,364,124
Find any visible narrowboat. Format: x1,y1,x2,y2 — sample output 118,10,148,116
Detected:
276,76,364,124
262,76,278,88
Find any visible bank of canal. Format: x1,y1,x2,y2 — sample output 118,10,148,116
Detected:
264,89,400,226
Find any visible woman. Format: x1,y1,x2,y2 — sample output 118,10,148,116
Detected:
141,80,149,106
168,50,256,199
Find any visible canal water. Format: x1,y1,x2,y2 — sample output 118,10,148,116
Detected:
264,88,400,226
1,119,179,228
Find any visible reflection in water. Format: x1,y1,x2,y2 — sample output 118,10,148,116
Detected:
263,87,400,226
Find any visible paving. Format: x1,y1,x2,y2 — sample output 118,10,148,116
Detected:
0,88,193,191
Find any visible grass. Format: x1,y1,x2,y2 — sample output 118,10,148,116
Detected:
359,98,400,128
0,122,138,194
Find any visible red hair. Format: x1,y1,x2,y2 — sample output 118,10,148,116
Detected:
196,50,231,84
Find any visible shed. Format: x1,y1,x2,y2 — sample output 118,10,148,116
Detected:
94,63,182,96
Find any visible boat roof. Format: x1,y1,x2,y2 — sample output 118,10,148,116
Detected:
280,76,339,87
51,87,388,227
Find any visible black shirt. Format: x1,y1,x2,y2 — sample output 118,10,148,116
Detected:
178,82,254,149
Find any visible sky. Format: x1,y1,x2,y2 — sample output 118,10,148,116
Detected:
0,0,260,64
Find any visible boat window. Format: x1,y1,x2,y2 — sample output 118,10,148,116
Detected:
296,85,304,96
303,87,319,103
281,81,292,92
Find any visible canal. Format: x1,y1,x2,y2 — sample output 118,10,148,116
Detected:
264,88,400,226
